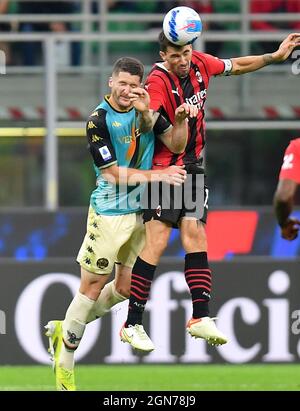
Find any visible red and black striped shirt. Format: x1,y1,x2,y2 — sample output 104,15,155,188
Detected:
146,50,226,168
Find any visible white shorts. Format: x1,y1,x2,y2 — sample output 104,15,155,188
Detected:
77,206,145,275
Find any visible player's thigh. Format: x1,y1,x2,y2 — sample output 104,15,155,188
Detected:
143,181,182,227
77,208,136,275
138,219,172,264
117,213,146,269
182,165,208,223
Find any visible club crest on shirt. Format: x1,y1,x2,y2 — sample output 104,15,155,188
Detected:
195,70,203,83
97,258,109,269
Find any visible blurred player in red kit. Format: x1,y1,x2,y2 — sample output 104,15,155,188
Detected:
274,138,300,240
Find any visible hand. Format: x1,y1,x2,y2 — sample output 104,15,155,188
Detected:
281,217,300,241
128,88,150,113
273,33,300,62
160,165,187,186
175,103,198,123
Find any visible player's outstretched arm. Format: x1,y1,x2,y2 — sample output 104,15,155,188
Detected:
101,163,187,186
230,33,300,75
273,179,300,240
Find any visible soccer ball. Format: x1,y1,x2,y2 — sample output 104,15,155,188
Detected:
163,6,202,46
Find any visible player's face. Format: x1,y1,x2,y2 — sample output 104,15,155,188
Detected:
160,45,192,78
109,71,141,110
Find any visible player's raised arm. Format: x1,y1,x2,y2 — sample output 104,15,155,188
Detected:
230,33,300,75
157,103,198,154
129,87,153,133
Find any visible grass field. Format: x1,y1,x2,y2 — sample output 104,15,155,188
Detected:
0,364,299,391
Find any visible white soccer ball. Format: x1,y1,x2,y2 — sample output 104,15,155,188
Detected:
163,6,202,46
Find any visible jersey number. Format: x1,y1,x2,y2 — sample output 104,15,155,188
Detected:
282,153,294,170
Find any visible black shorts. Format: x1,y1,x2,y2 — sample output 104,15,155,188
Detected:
142,162,209,228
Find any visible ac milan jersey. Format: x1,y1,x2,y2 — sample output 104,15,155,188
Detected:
279,138,300,183
145,50,227,168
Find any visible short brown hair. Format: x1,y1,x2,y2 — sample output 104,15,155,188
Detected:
112,57,144,81
158,31,183,52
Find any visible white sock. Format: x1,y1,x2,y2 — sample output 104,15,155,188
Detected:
86,280,127,323
60,292,95,370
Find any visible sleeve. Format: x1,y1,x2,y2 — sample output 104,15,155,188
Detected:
197,51,232,77
86,109,118,169
145,76,166,113
279,140,300,184
153,113,172,136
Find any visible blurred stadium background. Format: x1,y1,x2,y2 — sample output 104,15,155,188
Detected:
0,0,300,391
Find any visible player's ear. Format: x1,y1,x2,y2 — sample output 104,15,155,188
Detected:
108,77,113,88
159,51,166,61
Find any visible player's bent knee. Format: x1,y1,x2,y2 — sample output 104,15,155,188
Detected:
115,285,130,299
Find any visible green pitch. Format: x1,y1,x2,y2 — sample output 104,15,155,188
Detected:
0,364,299,391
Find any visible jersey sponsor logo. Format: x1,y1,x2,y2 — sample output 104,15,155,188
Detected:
119,135,134,144
112,121,122,128
99,145,112,161
87,121,97,130
282,153,294,170
91,111,99,117
91,134,102,142
185,89,207,109
171,88,180,96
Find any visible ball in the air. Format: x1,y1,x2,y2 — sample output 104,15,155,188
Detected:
163,6,202,46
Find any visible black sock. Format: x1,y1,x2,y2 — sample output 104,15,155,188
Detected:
184,252,211,318
126,257,156,326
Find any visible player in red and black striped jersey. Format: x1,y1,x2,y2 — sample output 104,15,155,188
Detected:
120,31,300,352
274,137,300,240
146,45,229,168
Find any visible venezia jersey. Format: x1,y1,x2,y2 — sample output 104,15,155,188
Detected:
87,97,170,215
145,50,229,168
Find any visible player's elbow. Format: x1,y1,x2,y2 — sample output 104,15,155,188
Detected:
172,147,185,154
274,188,292,206
170,142,186,154
230,59,248,75
101,165,120,184
274,180,297,204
